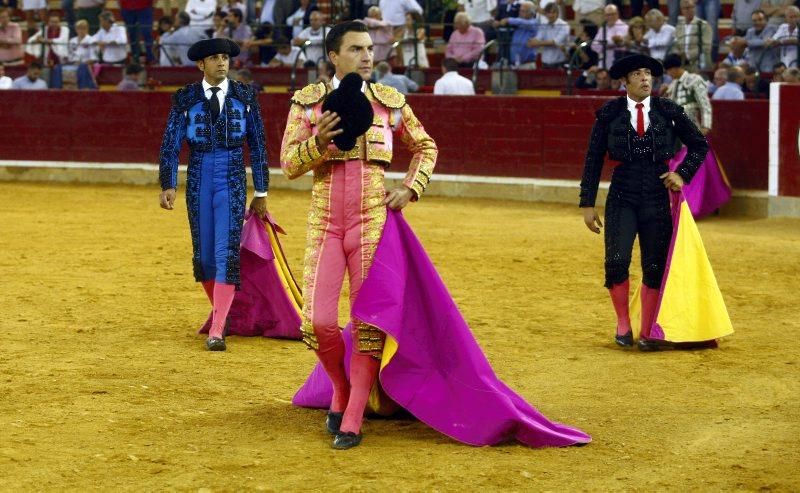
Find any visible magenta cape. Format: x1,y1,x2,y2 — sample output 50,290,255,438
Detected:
293,210,590,448
669,140,731,218
200,214,302,339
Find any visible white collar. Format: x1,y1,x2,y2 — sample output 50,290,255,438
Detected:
331,74,366,92
626,95,650,112
202,78,229,94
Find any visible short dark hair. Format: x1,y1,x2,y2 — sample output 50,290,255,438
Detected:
325,21,368,55
543,3,559,14
125,63,143,75
743,65,758,75
773,61,787,70
596,68,609,76
228,8,243,21
442,57,459,72
580,20,598,39
28,61,43,70
663,53,683,69
177,11,190,26
751,9,766,17
158,15,173,25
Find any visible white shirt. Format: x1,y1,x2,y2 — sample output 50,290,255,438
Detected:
259,0,276,25
644,24,675,61
296,26,326,64
68,34,97,63
379,0,423,27
626,95,650,133
186,0,217,27
772,23,799,67
0,75,12,89
457,0,497,24
572,0,604,14
93,24,128,63
272,46,305,66
331,74,366,92
433,71,475,95
286,7,306,39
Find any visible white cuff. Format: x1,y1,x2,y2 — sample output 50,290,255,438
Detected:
253,191,268,198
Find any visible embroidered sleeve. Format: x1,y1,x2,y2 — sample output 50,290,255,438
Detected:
279,103,328,179
579,118,608,208
246,96,269,193
158,105,186,191
672,106,709,184
397,104,437,200
693,77,713,129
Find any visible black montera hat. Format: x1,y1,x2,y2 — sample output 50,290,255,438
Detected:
187,38,241,62
609,54,664,79
321,72,374,152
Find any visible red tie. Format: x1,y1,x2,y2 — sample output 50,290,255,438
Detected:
636,103,645,138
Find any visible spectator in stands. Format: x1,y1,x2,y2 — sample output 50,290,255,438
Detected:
117,62,142,89
766,6,799,67
722,36,749,66
286,0,313,39
234,67,262,91
0,61,12,88
249,22,276,65
434,56,475,94
363,6,394,62
741,9,778,72
576,66,610,88
623,16,650,57
274,0,304,40
694,0,720,63
760,0,793,26
708,66,727,93
315,57,332,83
95,11,129,64
0,7,24,64
662,53,712,134
215,8,252,67
185,0,216,34
205,9,223,39
592,4,628,69
294,11,326,66
458,0,496,40
157,15,173,36
595,67,610,89
446,12,486,67
259,0,275,26
772,60,786,80
569,20,599,70
529,2,568,68
494,0,537,68
268,36,304,66
783,66,800,81
572,0,604,34
159,11,205,66
400,11,428,67
76,0,104,34
712,65,745,99
379,0,422,40
12,60,47,88
374,60,418,93
120,0,154,63
743,65,770,93
732,0,761,34
672,0,713,71
67,18,97,63
21,0,47,37
25,13,70,66
220,0,247,22
644,9,675,61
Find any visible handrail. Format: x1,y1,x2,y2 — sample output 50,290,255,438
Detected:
290,40,310,91
472,39,496,90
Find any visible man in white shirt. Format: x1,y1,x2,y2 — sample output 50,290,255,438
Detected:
268,38,305,66
0,62,13,89
294,11,327,64
766,6,799,67
94,11,129,64
379,0,422,29
434,57,475,95
644,8,675,61
286,0,311,39
185,0,216,34
592,4,629,68
529,3,569,68
711,66,745,100
25,13,71,65
159,11,206,66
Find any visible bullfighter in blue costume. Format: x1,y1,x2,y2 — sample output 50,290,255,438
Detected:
159,38,269,352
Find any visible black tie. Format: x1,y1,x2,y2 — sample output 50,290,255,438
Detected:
209,87,221,122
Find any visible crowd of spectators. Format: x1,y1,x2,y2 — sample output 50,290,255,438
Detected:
0,0,797,94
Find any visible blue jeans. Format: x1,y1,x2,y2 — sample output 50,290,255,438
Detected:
121,7,154,62
696,0,720,62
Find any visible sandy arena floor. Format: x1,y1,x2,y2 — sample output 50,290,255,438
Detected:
1,182,798,491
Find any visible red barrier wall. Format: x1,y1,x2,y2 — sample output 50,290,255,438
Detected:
778,85,800,197
0,91,769,191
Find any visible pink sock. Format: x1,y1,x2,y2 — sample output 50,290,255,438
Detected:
209,283,235,339
608,280,632,336
315,337,350,413
339,352,379,434
201,281,215,304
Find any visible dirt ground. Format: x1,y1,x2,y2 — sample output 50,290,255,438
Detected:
1,182,798,492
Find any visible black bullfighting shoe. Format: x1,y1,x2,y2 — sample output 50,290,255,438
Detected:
615,331,634,347
638,338,673,352
206,337,226,351
332,432,363,450
326,411,343,435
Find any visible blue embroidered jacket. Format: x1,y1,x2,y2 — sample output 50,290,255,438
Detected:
158,79,269,193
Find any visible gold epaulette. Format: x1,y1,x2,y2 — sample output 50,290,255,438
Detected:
369,83,406,109
290,82,327,106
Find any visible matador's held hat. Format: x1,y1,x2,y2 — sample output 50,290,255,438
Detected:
321,72,374,152
609,54,664,79
187,38,241,62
